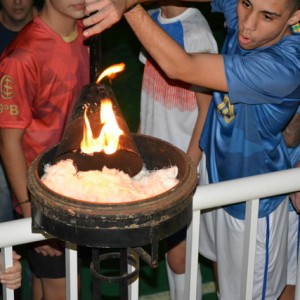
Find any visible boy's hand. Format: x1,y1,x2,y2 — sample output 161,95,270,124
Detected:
83,0,134,37
0,252,22,290
34,240,64,257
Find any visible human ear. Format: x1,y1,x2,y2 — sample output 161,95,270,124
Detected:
288,10,300,25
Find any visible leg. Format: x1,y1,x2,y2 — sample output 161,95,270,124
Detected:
278,285,295,300
279,209,300,300
27,241,67,300
212,261,219,295
32,276,43,300
166,236,202,300
41,277,67,300
167,240,186,274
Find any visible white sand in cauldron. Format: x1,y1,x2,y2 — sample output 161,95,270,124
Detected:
41,159,179,203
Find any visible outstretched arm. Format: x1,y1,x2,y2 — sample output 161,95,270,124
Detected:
84,2,226,92
83,0,210,36
124,5,227,91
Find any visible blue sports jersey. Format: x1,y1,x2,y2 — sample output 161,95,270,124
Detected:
200,0,300,219
151,10,184,47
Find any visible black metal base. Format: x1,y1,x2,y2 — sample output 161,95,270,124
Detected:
90,248,139,300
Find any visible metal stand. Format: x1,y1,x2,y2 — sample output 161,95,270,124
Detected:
90,248,139,300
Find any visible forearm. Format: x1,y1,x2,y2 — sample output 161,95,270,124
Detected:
289,161,300,212
187,92,212,165
283,113,300,148
0,129,31,217
124,5,226,90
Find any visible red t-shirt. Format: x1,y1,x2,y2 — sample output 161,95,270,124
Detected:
0,16,90,165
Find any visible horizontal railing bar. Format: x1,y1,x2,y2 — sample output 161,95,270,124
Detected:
0,218,49,248
1,167,300,300
192,168,300,211
1,168,300,249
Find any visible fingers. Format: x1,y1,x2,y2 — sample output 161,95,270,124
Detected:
83,18,114,37
34,239,64,256
12,251,21,261
84,0,104,17
0,276,22,290
83,0,125,37
34,245,63,257
0,260,22,290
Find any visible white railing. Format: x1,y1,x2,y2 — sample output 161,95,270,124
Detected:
1,167,300,300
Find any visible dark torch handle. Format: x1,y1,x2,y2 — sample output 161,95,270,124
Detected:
90,34,102,83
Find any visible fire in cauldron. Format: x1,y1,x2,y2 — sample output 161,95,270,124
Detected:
54,63,143,177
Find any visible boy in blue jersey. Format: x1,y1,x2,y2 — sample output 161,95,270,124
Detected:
83,0,300,298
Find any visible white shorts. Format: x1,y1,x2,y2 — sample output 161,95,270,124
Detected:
198,155,288,299
287,209,300,285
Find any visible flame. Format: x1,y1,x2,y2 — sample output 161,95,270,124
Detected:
96,63,125,84
80,99,123,155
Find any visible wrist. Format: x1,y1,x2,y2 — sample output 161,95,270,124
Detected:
15,199,31,208
124,2,139,13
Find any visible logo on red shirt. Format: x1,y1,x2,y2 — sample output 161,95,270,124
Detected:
0,75,16,100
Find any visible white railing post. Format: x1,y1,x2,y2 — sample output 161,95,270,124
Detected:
65,242,78,300
128,250,139,300
184,188,201,300
295,241,300,299
240,199,259,300
1,246,14,300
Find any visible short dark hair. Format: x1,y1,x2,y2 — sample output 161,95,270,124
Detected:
287,0,300,11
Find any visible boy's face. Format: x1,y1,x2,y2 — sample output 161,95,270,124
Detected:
49,0,85,20
237,0,299,50
0,0,34,22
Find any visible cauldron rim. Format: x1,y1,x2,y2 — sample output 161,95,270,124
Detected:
29,134,193,208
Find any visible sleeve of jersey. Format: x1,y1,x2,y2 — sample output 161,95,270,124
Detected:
0,55,35,129
211,0,237,27
184,16,218,55
224,51,300,104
